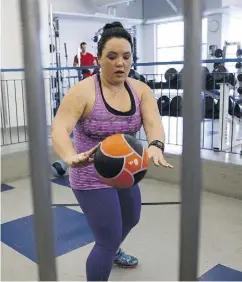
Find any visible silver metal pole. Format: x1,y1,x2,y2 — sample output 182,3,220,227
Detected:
19,1,57,280
179,1,203,280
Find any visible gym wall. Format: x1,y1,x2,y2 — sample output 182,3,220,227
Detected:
1,0,52,128
57,18,144,71
50,0,143,19
142,11,242,75
143,0,222,20
1,0,24,72
1,0,144,129
1,0,242,130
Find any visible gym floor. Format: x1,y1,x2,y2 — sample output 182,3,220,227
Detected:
1,176,242,281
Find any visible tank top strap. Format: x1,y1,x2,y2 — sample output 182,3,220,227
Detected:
93,74,105,107
125,79,141,107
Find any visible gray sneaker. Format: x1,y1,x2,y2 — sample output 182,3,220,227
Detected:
114,249,138,269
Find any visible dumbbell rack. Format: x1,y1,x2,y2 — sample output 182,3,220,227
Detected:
211,41,242,96
213,83,241,152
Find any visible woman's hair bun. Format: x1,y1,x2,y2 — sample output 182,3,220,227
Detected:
103,22,124,32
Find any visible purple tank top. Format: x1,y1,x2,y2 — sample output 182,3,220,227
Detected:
69,74,142,190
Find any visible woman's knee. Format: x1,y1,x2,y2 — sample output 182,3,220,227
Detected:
126,211,141,230
95,226,122,253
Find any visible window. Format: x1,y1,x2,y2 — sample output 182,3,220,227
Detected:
156,18,208,78
226,17,242,44
223,16,242,73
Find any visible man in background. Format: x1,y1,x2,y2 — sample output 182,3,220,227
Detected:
73,42,97,79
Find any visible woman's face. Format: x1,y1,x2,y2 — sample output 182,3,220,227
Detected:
98,37,133,83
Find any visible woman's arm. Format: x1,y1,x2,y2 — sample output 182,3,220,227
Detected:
140,83,173,168
51,83,86,163
140,83,165,144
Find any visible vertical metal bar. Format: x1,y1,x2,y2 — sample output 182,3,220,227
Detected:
168,76,171,144
1,80,6,145
202,74,205,149
19,0,57,280
21,79,27,141
230,76,235,153
14,80,20,143
48,77,54,122
176,75,179,145
6,81,12,144
179,1,202,281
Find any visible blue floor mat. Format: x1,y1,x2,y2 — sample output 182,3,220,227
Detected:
1,206,94,263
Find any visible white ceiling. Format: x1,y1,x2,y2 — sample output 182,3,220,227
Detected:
91,0,135,8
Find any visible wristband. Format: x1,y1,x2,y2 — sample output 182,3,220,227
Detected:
148,140,165,153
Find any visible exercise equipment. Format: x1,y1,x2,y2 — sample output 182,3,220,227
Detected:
127,70,147,84
49,16,66,116
235,62,242,69
147,79,155,89
213,62,223,68
202,95,219,119
170,96,183,117
238,73,242,94
64,43,71,89
128,69,140,80
139,74,147,83
132,31,138,70
214,48,223,58
51,160,68,177
226,73,237,86
146,79,162,89
238,73,242,82
229,97,242,118
165,68,178,86
216,97,242,119
94,134,148,189
209,45,218,57
157,96,171,116
236,48,242,57
212,65,228,82
213,83,241,151
201,66,211,89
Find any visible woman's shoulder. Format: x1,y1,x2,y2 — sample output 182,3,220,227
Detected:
126,76,151,100
70,76,96,97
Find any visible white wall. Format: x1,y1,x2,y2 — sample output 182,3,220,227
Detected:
222,0,242,8
51,0,143,19
1,0,52,128
1,0,24,71
206,14,223,71
58,18,103,68
139,24,156,74
50,0,98,14
140,10,241,75
143,0,222,20
57,16,144,74
207,14,222,48
0,0,144,130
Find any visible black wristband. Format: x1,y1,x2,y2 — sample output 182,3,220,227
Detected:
148,140,165,152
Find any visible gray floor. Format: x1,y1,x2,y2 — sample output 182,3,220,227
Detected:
1,177,242,281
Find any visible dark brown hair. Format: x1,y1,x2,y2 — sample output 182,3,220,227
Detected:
97,22,133,57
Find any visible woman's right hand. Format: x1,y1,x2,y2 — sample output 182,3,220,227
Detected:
65,145,99,168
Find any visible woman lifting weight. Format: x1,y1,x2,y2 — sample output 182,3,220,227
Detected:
51,21,173,281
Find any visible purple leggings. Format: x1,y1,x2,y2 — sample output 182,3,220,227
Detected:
73,185,141,281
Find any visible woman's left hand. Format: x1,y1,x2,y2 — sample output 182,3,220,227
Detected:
148,146,173,168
